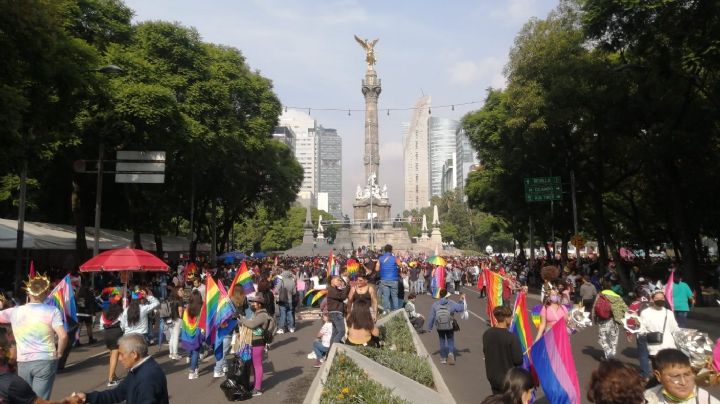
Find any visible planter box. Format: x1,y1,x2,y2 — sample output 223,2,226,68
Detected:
304,309,455,404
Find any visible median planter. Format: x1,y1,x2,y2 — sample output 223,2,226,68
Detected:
304,309,455,404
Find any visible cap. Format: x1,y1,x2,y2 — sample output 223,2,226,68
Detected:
249,294,265,304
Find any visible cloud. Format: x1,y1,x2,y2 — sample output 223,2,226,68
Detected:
448,57,506,88
490,0,547,25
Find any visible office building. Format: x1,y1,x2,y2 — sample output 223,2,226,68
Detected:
317,125,342,219
428,117,459,198
455,127,480,199
403,96,432,211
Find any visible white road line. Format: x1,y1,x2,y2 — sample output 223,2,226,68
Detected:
62,349,109,369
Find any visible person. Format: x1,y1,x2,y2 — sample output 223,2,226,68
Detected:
591,289,628,361
579,276,597,312
409,264,421,295
644,348,720,404
118,288,159,342
181,291,204,380
671,274,694,328
483,305,523,394
240,294,272,397
587,359,646,404
640,290,679,358
345,300,380,347
327,275,350,343
347,272,378,322
165,287,183,361
76,284,97,345
626,287,652,379
191,277,205,301
534,288,568,342
427,289,466,365
311,314,332,368
72,334,169,404
404,293,425,332
101,298,124,387
256,278,275,319
480,368,534,404
376,244,401,312
276,267,297,334
0,275,67,400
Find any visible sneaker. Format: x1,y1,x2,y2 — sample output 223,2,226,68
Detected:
185,356,189,364
289,328,295,333
313,360,322,368
252,389,263,397
213,371,225,378
440,358,447,364
454,291,460,295
188,371,198,380
447,353,455,365
107,380,119,387
307,352,317,360
276,329,284,335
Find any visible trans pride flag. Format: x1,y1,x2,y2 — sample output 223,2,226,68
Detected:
228,261,254,296
530,319,581,404
44,275,78,331
484,269,504,325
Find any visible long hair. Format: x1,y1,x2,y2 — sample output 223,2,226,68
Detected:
347,299,374,331
126,299,141,327
187,290,203,318
104,301,123,322
482,368,534,404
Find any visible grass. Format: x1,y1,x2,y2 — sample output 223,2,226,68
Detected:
356,346,435,388
378,314,416,354
320,352,409,404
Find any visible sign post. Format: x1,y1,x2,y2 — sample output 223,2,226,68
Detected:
524,176,562,202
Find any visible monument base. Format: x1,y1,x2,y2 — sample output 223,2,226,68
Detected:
353,196,391,221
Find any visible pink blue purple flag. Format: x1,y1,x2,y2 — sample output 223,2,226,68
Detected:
530,318,581,404
664,270,675,311
44,275,78,331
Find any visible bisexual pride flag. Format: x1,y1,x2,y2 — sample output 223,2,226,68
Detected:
530,318,581,404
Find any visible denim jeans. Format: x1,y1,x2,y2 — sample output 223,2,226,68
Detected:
409,280,419,295
417,278,425,294
313,340,329,359
437,330,455,359
213,334,232,373
379,280,399,312
169,319,181,357
636,334,651,378
189,348,200,372
18,359,57,400
674,311,688,328
329,312,345,344
278,302,295,331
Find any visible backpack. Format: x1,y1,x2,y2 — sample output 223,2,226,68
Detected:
158,300,172,318
435,303,454,331
594,294,613,320
263,314,277,344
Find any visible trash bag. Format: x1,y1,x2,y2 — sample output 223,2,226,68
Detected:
220,355,252,401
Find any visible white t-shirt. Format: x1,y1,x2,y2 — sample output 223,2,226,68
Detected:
119,296,160,335
640,306,679,356
319,322,333,347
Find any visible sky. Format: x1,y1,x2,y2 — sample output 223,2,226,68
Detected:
122,0,559,216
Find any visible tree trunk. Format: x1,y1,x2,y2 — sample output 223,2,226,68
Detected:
154,233,163,257
561,236,569,266
72,177,89,266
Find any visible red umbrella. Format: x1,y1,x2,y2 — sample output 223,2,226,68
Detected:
80,248,169,272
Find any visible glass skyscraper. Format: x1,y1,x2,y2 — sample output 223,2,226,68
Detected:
428,117,459,198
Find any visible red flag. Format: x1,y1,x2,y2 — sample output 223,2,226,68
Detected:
29,260,36,279
664,270,675,311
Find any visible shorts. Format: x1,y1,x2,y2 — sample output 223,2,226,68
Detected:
104,327,123,350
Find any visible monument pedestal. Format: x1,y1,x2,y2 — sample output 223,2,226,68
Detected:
353,196,391,221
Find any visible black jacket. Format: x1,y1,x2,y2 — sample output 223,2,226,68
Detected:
86,357,168,404
327,285,349,313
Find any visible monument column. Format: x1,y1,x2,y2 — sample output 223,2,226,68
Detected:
362,70,381,181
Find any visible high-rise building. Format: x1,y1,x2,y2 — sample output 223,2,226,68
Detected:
317,126,342,219
441,154,456,195
455,127,480,199
279,109,318,205
273,126,296,153
403,96,432,212
428,117,459,198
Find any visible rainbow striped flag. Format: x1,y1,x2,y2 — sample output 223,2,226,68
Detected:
346,259,360,281
431,265,445,299
327,250,337,279
484,269,503,325
180,309,202,351
184,262,198,281
530,319,581,404
44,275,78,331
509,291,537,399
228,261,254,297
213,280,237,360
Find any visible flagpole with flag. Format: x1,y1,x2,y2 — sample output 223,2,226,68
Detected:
509,292,538,399
530,319,581,404
485,269,504,326
228,261,254,297
44,274,78,331
664,270,675,311
28,260,36,279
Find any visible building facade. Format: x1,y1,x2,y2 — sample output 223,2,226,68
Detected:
272,126,296,153
428,117,459,198
317,125,342,219
403,96,432,212
455,127,480,199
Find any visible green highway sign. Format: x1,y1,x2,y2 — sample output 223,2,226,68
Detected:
524,176,562,202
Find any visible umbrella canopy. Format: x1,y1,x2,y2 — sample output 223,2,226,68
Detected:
426,255,447,266
251,252,267,259
218,251,247,262
80,248,169,272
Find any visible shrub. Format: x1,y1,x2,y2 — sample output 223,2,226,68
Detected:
356,346,435,388
379,314,416,354
321,352,409,404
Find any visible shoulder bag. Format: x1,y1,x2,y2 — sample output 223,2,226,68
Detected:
646,310,667,344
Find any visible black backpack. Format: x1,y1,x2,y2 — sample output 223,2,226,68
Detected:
220,355,252,401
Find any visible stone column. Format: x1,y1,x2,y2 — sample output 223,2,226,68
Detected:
362,69,381,182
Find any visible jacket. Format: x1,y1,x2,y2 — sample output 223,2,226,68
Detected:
241,309,270,346
426,298,465,331
85,357,168,404
326,285,349,313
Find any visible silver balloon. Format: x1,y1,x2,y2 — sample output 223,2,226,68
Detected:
672,328,714,370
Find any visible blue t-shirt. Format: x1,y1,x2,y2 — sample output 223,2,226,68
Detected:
672,281,693,312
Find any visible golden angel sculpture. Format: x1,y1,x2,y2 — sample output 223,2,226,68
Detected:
354,35,379,68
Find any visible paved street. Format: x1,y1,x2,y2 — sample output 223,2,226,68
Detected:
50,292,720,403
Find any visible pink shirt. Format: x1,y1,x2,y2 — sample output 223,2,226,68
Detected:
0,303,63,362
540,304,568,330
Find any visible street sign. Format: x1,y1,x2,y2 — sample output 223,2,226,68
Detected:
571,234,586,249
524,176,562,202
115,151,166,184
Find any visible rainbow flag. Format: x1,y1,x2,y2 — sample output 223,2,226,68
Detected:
664,270,675,311
346,259,360,281
484,269,503,325
180,309,202,351
509,292,537,399
44,275,78,331
228,261,254,297
213,280,237,360
327,250,337,279
530,319,581,404
431,265,445,299
184,262,198,281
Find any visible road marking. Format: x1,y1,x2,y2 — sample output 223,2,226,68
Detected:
62,349,109,370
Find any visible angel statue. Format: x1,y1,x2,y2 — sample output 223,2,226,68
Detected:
354,35,379,68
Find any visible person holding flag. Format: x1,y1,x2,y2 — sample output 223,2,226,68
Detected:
0,275,68,400
426,289,466,365
483,305,523,394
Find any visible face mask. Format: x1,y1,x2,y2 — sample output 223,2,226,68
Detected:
549,295,560,303
654,300,665,307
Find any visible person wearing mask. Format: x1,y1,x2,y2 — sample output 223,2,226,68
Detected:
480,368,535,404
644,349,719,404
483,306,523,394
375,244,401,312
0,276,67,400
240,295,272,397
71,334,169,404
640,290,679,358
534,289,569,342
591,288,628,361
587,360,646,404
427,289,466,365
326,276,349,345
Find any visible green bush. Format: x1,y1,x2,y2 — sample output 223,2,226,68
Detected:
379,314,416,354
356,347,435,388
321,352,409,404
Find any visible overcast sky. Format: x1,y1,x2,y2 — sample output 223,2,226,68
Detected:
123,0,559,216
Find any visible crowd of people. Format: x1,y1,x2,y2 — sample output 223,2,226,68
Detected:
0,246,718,403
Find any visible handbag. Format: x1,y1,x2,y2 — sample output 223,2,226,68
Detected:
452,318,460,332
646,311,667,344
